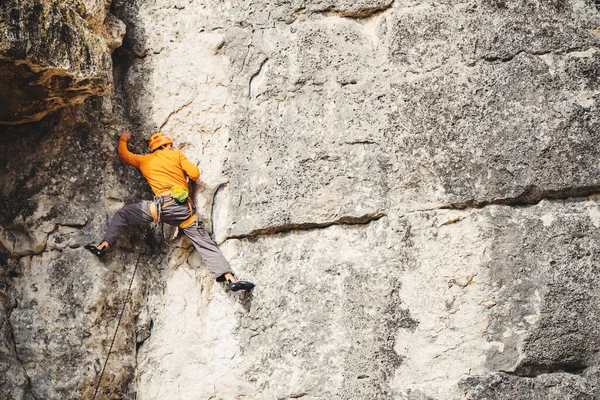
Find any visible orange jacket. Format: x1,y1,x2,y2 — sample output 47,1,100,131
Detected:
118,136,200,195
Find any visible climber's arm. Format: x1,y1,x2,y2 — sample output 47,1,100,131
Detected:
117,129,143,168
180,152,200,180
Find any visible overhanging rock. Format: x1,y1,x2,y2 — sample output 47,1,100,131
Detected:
0,0,125,125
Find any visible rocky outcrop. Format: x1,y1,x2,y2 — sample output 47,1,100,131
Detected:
0,0,125,125
2,0,600,399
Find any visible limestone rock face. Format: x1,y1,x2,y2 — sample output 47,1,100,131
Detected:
0,0,125,125
2,0,600,399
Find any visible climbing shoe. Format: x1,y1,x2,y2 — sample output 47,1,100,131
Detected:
228,280,255,292
85,244,106,258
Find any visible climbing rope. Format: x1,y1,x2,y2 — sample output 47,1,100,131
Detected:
92,252,143,399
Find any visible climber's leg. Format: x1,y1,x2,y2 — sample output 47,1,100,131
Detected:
85,201,153,257
183,221,232,280
183,222,255,291
103,201,153,245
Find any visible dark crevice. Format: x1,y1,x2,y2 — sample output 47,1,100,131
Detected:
226,184,600,243
225,212,385,241
564,46,599,54
479,46,598,64
344,140,377,145
501,362,588,378
135,318,152,356
3,304,38,399
112,46,148,59
289,393,308,399
16,344,38,400
340,80,357,86
441,185,600,211
303,0,395,20
210,182,227,236
249,58,269,99
482,49,552,63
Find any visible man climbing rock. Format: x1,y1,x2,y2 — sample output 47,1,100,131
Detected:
85,129,254,292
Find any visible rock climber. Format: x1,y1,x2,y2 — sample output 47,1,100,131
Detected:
85,129,254,292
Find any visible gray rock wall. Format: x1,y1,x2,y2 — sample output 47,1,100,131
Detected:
1,0,600,399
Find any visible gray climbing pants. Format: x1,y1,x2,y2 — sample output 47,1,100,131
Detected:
103,198,232,282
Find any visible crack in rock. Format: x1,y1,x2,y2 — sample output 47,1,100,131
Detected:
210,181,228,235
159,95,198,131
2,296,37,399
297,0,395,20
500,362,588,378
442,185,600,211
469,46,599,66
224,212,385,241
440,217,463,227
482,49,553,63
289,392,308,398
344,140,378,145
249,58,269,99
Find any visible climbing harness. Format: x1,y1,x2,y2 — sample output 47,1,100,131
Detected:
150,191,197,230
92,251,143,399
178,202,197,229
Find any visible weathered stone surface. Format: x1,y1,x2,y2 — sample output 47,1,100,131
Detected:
136,219,411,399
0,0,125,124
136,198,600,399
219,0,600,238
2,0,600,399
295,0,395,17
0,98,154,399
0,258,35,400
391,199,600,398
460,368,600,399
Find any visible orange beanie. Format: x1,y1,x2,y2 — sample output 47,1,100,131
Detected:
149,132,173,152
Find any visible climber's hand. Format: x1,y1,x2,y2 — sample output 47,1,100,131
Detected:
120,129,132,141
